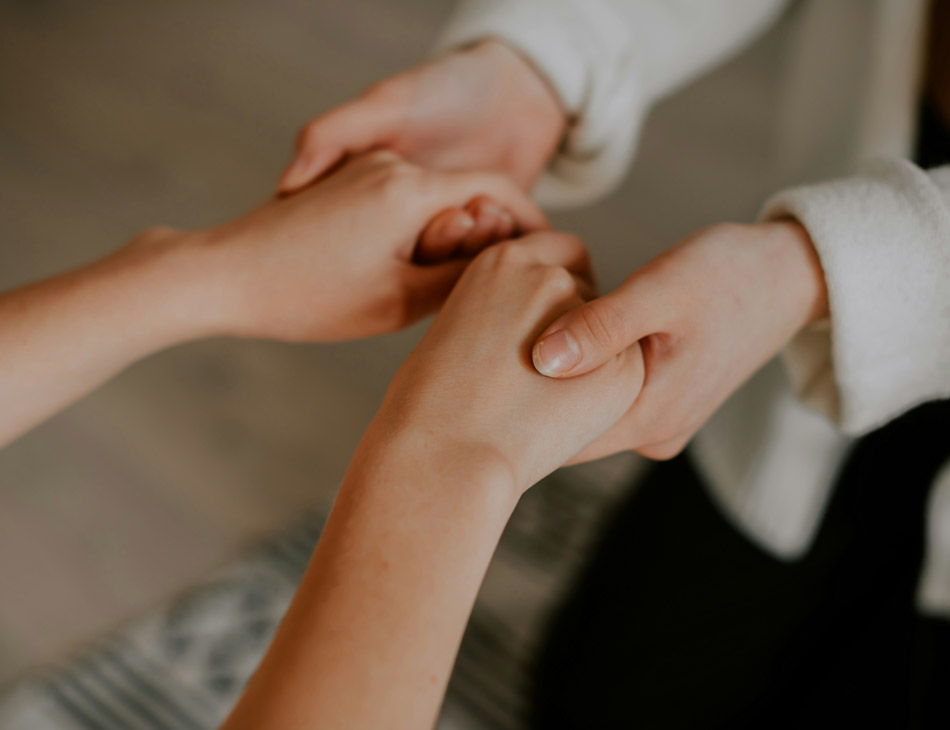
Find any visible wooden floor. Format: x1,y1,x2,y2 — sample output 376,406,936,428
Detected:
0,0,785,686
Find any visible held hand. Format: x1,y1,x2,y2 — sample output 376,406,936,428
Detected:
189,151,547,343
531,222,828,460
364,233,645,494
277,41,566,195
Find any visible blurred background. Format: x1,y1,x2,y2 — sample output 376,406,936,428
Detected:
0,0,784,700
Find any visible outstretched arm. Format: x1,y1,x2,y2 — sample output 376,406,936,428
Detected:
223,232,644,729
0,152,546,448
0,228,219,447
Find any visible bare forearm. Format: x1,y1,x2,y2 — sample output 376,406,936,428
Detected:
222,232,639,728
222,431,518,730
0,229,222,446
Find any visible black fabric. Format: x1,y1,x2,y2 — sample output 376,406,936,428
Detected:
530,401,950,729
915,97,950,170
529,96,950,729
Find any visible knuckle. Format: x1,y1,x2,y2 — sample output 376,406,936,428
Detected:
366,148,404,167
576,299,629,350
559,232,586,253
371,157,419,196
490,240,529,269
538,265,576,297
638,439,686,461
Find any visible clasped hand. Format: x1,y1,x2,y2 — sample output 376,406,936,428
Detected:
272,38,830,473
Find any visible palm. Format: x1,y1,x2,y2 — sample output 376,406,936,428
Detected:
386,43,562,186
279,41,565,194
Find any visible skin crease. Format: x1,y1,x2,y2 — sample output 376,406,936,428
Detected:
221,233,644,730
0,151,546,448
207,151,547,342
277,40,566,193
1,30,835,730
539,220,830,462
0,140,641,727
277,36,832,465
279,39,566,258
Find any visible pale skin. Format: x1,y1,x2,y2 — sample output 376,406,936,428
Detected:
281,39,830,461
0,151,544,449
1,149,644,727
222,233,643,729
278,40,568,254
4,34,833,730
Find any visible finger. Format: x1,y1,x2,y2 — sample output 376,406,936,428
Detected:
425,170,548,235
457,197,510,256
532,278,660,378
278,97,400,194
636,436,690,461
491,206,516,241
402,259,470,323
501,232,592,277
416,208,475,262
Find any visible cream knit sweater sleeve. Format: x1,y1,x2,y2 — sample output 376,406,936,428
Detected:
435,0,788,207
762,158,950,434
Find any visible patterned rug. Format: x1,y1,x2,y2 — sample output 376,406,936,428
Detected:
0,458,640,730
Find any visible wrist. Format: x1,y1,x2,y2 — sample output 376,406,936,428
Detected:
351,420,522,513
469,40,567,168
109,226,235,346
758,219,829,330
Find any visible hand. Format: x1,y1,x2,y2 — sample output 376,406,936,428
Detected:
530,221,828,460
188,151,547,342
362,232,645,494
417,195,521,263
276,41,566,195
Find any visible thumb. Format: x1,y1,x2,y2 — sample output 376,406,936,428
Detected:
278,96,401,194
532,281,649,378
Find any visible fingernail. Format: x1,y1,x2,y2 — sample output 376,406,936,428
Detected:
443,213,475,241
533,330,581,376
480,201,504,219
280,156,309,187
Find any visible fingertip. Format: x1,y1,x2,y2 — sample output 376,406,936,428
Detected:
493,209,515,241
532,328,582,378
458,198,505,255
277,155,313,193
417,209,475,262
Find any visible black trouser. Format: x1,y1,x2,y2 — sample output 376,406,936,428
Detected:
530,399,950,729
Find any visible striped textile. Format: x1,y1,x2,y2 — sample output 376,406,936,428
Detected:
0,462,637,730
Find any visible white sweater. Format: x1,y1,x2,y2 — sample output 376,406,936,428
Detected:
437,0,950,616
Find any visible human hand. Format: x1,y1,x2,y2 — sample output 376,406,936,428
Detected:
362,233,645,495
182,151,546,343
276,41,566,196
530,221,828,460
